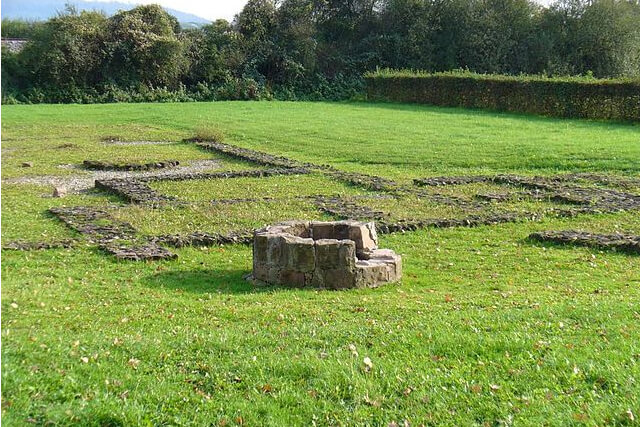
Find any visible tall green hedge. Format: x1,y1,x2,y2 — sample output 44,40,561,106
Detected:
365,71,640,121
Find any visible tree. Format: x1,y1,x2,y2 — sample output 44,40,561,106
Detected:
104,5,187,88
17,7,107,89
184,20,241,85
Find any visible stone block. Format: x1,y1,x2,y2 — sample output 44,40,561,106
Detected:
332,221,352,240
277,220,311,238
323,269,356,290
252,220,400,289
315,239,342,269
253,263,270,282
53,186,67,198
355,260,390,288
279,269,306,287
311,222,335,240
367,249,402,282
268,267,281,284
267,236,284,265
282,234,315,272
348,221,378,254
337,239,356,269
389,256,402,281
368,249,397,260
253,233,271,265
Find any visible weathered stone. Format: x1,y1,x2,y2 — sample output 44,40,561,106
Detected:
83,159,180,171
332,222,352,240
253,263,270,282
529,230,640,254
355,260,390,288
322,269,357,290
277,220,311,238
348,221,378,254
311,222,336,240
253,233,271,265
267,236,284,265
315,239,342,269
279,269,307,286
251,220,401,289
282,234,315,272
268,267,281,284
53,186,67,198
337,240,356,269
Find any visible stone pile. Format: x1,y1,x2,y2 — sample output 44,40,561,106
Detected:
95,179,176,205
154,230,253,247
49,206,177,260
3,239,77,251
313,196,388,220
529,230,640,254
196,141,307,169
251,220,401,289
83,160,180,171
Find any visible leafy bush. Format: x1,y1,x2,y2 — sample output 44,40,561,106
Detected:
365,70,640,121
189,126,225,142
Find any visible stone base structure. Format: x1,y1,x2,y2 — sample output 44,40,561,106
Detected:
251,220,402,289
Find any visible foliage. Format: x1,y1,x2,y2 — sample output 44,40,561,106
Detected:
365,70,640,120
2,0,640,104
1,18,43,38
104,5,186,88
15,8,108,90
190,125,225,142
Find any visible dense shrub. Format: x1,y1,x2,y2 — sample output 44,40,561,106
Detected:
2,0,639,106
365,70,640,121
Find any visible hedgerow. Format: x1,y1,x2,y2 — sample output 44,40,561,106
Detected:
365,70,640,121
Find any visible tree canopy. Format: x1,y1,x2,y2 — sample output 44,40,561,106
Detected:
2,0,639,103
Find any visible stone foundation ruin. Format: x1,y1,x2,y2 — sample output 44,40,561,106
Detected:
251,220,402,289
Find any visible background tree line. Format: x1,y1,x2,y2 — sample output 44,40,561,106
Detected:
2,0,639,103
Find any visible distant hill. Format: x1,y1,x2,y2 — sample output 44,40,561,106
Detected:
1,0,211,28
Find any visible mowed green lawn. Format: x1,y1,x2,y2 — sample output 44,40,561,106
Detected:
2,101,640,425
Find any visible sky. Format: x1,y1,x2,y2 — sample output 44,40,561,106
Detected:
86,0,553,22
86,0,249,21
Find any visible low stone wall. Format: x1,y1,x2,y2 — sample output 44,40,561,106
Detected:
529,230,640,254
251,220,402,289
83,160,180,171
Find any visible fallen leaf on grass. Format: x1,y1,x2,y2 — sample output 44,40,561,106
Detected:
128,358,140,369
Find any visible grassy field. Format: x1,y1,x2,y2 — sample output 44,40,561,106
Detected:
2,101,640,425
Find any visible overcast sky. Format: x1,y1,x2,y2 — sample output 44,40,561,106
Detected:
86,0,249,21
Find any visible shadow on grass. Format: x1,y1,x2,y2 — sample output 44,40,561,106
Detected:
142,268,299,295
346,101,640,128
525,238,640,256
